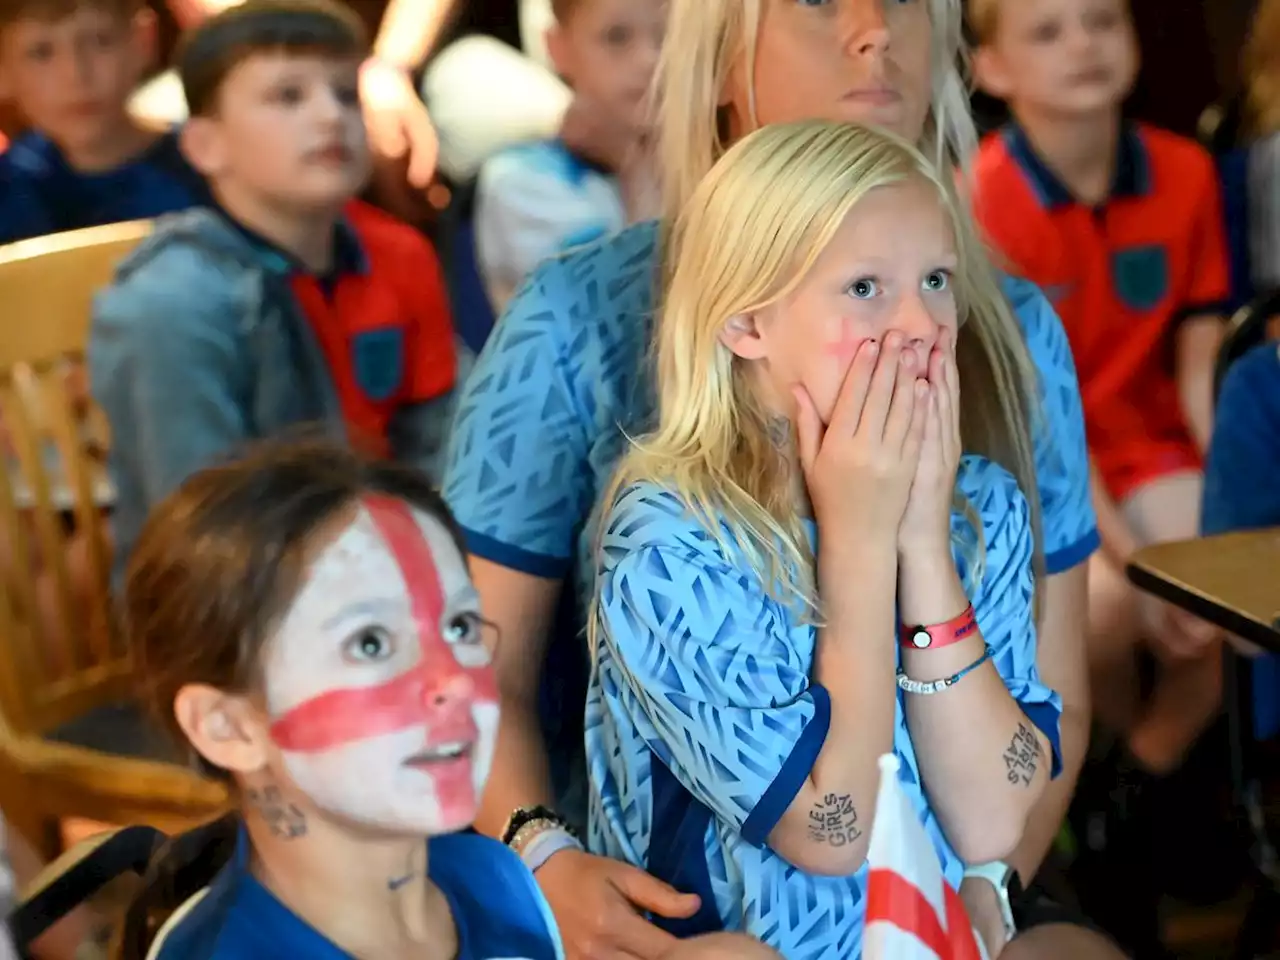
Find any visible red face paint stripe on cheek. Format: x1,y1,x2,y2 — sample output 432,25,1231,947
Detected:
268,671,428,753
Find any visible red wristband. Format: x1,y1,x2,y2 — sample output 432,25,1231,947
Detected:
901,604,978,650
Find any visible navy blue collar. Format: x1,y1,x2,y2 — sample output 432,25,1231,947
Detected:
211,202,368,280
1001,121,1151,209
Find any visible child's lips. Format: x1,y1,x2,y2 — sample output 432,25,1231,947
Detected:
1070,66,1113,85
309,144,354,165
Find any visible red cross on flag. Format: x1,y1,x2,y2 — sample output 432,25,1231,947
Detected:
864,755,987,960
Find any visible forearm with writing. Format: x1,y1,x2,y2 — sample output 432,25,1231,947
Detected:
1005,701,1087,881
899,553,1049,864
1004,566,1091,882
768,541,898,875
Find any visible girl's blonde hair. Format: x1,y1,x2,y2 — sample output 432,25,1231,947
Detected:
600,121,1042,622
654,0,976,224
1245,0,1280,138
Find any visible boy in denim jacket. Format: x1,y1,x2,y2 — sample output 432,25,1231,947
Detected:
90,0,466,573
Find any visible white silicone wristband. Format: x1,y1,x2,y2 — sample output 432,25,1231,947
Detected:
521,826,583,874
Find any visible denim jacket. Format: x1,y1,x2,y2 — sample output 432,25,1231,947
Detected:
90,207,471,575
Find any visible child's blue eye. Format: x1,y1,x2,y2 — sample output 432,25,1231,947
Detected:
923,270,951,293
847,278,880,300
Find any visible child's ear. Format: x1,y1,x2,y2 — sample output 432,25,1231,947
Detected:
971,44,1012,100
180,116,225,177
545,23,572,82
174,684,272,776
719,312,767,361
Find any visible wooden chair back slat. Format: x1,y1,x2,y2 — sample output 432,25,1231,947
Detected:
0,220,151,737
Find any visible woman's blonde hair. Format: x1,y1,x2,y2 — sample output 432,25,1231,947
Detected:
654,0,976,224
599,121,1042,624
1244,0,1280,138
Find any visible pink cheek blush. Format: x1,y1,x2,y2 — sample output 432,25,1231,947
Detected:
824,332,871,361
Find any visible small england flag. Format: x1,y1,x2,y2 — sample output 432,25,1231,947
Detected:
863,755,987,960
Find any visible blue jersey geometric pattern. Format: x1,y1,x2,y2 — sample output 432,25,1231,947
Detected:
441,220,1097,823
586,457,1063,959
444,221,1099,582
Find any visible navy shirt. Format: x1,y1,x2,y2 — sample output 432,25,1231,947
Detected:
1201,341,1280,740
0,129,208,244
148,828,563,959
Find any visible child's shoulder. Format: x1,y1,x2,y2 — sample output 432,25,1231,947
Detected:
93,209,254,331
956,454,1029,522
428,833,562,960
481,138,593,188
601,480,726,563
341,200,444,285
971,128,1048,230
1134,123,1217,186
0,131,58,178
1220,340,1280,408
974,127,1022,178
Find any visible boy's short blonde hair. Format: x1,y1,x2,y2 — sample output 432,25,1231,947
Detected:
0,0,138,29
966,0,1001,45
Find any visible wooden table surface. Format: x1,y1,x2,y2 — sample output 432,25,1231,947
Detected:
1127,529,1280,652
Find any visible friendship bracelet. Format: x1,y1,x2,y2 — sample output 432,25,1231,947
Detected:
896,644,994,695
520,826,584,874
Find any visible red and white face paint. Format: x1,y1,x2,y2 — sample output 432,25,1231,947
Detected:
263,497,499,836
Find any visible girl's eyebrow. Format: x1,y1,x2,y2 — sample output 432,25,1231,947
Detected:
448,585,481,609
319,598,400,631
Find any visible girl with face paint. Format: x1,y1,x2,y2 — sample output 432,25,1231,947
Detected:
113,439,563,960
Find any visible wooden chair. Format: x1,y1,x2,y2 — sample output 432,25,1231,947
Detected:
0,222,228,856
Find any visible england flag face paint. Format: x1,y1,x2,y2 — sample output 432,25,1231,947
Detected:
264,497,499,835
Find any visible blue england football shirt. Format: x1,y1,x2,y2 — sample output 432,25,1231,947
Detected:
148,829,563,959
442,221,1099,817
587,456,1062,958
0,130,208,244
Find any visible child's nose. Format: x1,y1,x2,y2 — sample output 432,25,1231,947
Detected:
891,295,939,352
422,664,476,710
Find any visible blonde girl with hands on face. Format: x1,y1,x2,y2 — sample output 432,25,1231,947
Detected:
585,120,1062,960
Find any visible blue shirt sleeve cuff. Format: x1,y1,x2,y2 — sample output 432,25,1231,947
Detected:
1020,700,1064,779
740,684,831,846
1044,528,1100,574
461,528,571,579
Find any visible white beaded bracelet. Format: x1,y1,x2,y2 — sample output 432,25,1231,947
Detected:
896,644,994,695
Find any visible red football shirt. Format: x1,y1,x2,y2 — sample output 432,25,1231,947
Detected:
288,200,457,457
973,123,1230,501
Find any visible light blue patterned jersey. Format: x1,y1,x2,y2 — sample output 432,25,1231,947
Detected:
441,220,1096,818
586,457,1063,958
444,221,1098,581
